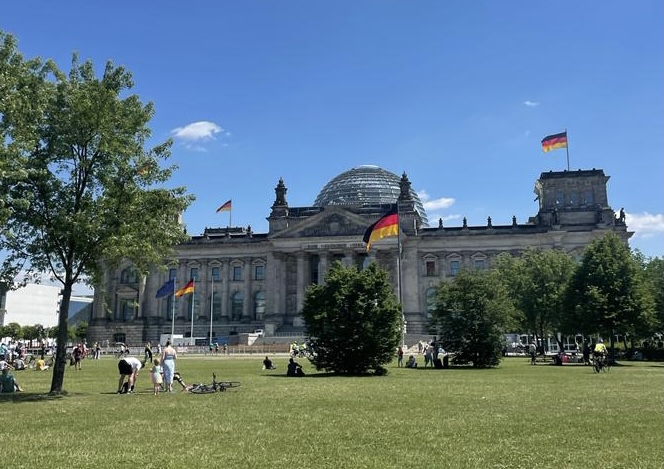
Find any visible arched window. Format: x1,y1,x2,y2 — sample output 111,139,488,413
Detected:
254,291,266,320
113,333,126,344
120,267,139,284
231,291,244,321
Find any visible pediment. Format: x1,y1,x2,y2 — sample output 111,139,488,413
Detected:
270,207,371,239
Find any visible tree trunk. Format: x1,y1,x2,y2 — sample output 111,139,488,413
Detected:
49,282,73,394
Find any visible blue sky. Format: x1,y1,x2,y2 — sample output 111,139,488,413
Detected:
3,1,663,258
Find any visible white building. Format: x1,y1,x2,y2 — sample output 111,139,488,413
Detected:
0,283,94,328
2,284,60,328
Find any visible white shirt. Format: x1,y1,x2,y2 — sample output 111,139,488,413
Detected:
124,356,143,371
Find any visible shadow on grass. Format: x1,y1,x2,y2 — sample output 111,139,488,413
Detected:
0,392,66,403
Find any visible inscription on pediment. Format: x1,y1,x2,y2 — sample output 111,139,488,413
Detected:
299,213,366,237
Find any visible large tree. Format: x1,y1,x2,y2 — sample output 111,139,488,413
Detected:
432,269,515,368
563,233,656,348
0,32,193,393
644,257,664,333
493,248,576,350
300,261,402,375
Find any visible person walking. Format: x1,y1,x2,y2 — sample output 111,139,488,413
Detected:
397,346,404,368
160,340,177,392
144,342,153,364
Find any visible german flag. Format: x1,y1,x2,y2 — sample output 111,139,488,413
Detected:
216,199,232,213
541,132,568,152
175,279,195,298
363,207,399,252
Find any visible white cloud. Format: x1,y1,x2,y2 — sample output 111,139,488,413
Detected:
171,121,222,141
417,190,456,211
424,197,456,211
626,211,664,238
523,100,540,107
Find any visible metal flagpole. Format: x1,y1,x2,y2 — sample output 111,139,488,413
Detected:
396,204,405,347
170,278,177,340
209,277,214,346
565,128,570,171
189,279,195,344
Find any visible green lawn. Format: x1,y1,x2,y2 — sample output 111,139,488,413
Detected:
3,355,663,469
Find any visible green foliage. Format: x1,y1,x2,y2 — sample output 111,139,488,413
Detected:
432,269,513,367
493,248,576,340
301,262,402,375
563,233,656,342
644,257,664,330
0,31,194,392
1,322,22,340
75,322,88,341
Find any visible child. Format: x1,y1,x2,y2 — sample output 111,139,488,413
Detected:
150,359,163,395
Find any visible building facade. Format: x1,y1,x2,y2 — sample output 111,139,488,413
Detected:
87,166,631,346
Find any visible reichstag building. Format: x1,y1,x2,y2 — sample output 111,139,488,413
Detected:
87,166,631,345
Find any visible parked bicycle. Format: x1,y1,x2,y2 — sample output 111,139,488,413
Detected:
189,373,241,394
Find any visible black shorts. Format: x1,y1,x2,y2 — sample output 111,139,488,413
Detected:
118,359,132,375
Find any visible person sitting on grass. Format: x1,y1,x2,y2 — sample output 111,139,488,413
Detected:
405,355,417,368
286,358,304,377
35,358,49,371
173,372,189,391
263,356,276,370
0,368,22,393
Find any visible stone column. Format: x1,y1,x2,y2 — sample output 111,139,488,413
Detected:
221,261,230,324
296,252,307,312
242,258,253,322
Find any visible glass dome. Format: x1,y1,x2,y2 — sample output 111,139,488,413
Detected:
314,165,428,225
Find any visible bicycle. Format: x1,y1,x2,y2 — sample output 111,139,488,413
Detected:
189,373,241,394
592,354,608,373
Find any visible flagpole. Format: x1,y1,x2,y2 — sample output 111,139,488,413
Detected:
190,279,195,344
209,277,214,346
170,278,176,340
565,128,570,171
396,204,405,348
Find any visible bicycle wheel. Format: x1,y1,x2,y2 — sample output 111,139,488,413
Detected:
190,385,216,394
217,381,241,389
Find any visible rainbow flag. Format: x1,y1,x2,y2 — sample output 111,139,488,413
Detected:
363,207,399,252
216,199,232,213
541,132,568,152
175,279,195,298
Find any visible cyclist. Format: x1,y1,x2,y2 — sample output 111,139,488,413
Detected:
593,339,608,369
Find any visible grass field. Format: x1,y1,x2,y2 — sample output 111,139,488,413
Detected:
2,355,663,469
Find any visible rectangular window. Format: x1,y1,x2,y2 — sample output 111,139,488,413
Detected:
254,265,265,281
569,191,578,206
583,190,594,206
425,260,436,276
211,267,221,282
232,266,243,281
190,267,199,281
555,191,564,206
474,259,486,270
310,255,320,285
450,260,460,277
168,268,177,280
